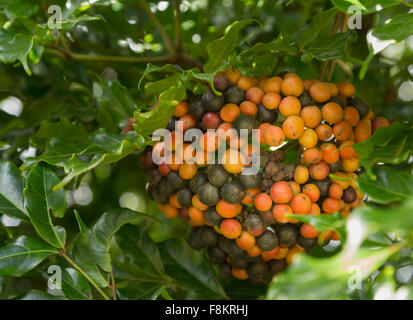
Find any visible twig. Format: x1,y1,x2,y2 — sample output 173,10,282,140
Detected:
173,0,182,51
319,12,344,81
327,14,349,81
137,0,175,54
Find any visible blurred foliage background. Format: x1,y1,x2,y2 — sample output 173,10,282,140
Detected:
0,0,413,300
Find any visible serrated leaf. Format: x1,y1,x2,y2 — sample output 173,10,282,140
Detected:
0,236,58,277
90,208,149,272
358,166,413,204
0,160,29,222
138,64,181,89
162,238,227,298
61,268,92,300
23,164,66,248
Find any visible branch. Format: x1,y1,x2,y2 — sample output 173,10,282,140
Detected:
137,0,175,54
44,48,175,63
173,0,182,51
319,12,344,81
327,14,349,81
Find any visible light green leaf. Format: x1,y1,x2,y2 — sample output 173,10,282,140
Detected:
0,29,33,75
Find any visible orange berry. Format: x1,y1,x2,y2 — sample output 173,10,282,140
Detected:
222,149,245,174
220,219,242,239
291,193,312,214
263,76,282,93
282,116,305,140
239,101,258,116
236,231,256,250
300,224,319,239
192,194,209,211
322,102,344,124
338,82,355,97
263,125,285,147
237,76,256,91
262,92,281,110
329,183,343,199
281,76,304,97
220,103,240,122
339,140,358,159
279,96,301,117
315,123,333,141
272,204,293,224
262,246,281,261
232,268,249,280
343,106,360,127
216,199,242,218
320,142,340,164
246,86,264,105
333,120,353,141
270,181,293,204
174,101,189,117
254,193,273,211
294,165,309,185
302,184,320,202
300,106,322,128
298,128,318,148
162,204,179,218
309,161,330,180
225,67,242,84
322,198,341,214
309,82,332,103
188,206,205,223
302,148,323,164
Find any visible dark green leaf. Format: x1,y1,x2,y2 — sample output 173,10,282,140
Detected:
90,208,149,272
30,118,89,149
162,238,227,298
4,0,38,20
0,160,29,222
303,31,362,64
358,166,413,204
299,7,338,50
353,122,413,179
0,236,58,277
204,19,256,73
61,268,92,300
23,164,66,248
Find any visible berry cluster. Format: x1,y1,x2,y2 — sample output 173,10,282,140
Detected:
141,67,389,284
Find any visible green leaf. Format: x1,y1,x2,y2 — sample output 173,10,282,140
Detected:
72,211,109,287
116,225,165,278
4,0,38,20
23,164,66,248
162,238,227,298
96,79,138,129
134,86,186,137
331,0,400,13
358,166,413,204
138,64,181,89
61,268,92,300
16,290,66,300
367,12,413,54
30,118,89,149
90,208,148,272
353,122,413,179
0,160,29,222
0,236,58,277
24,129,145,190
303,30,362,64
204,19,256,73
117,280,164,300
147,210,188,243
0,29,33,75
299,7,338,50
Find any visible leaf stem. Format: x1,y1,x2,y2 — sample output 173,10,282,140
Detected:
327,14,349,81
110,268,117,300
60,251,110,300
